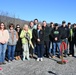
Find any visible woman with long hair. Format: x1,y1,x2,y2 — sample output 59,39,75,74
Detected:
0,22,9,65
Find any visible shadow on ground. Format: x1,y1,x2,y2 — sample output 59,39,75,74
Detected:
48,71,57,75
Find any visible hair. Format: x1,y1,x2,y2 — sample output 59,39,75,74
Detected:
9,23,15,29
16,24,20,28
50,22,54,25
43,20,46,23
37,23,42,30
34,19,38,22
68,22,71,25
23,24,28,30
50,22,54,27
0,22,6,30
73,23,76,26
29,21,34,25
62,21,66,24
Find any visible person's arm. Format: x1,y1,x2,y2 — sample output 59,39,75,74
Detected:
5,30,9,43
20,30,25,38
16,32,18,41
29,30,32,40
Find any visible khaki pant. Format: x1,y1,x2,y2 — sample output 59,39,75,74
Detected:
23,43,29,59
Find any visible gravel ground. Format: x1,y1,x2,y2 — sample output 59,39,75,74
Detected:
0,56,76,75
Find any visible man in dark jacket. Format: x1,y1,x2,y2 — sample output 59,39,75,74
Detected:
49,22,54,56
70,23,76,56
51,23,61,58
60,21,69,57
32,19,38,56
42,21,50,58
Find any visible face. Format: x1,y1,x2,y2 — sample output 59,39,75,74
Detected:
10,25,14,30
34,20,38,25
74,25,76,28
30,22,34,27
0,23,5,29
43,21,46,27
68,25,71,28
56,26,58,29
62,23,66,27
24,25,28,31
51,24,54,28
37,24,42,30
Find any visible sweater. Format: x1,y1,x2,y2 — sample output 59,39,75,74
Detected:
0,29,9,43
20,29,32,44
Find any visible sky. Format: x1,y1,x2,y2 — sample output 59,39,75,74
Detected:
0,0,76,24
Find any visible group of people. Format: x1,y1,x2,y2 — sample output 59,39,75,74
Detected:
0,18,76,67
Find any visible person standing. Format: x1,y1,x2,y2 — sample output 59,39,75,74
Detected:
15,24,22,60
60,21,69,57
34,24,44,61
42,21,50,58
32,19,38,56
69,24,76,56
51,23,61,58
29,21,34,58
7,23,18,62
49,22,54,57
67,22,72,56
0,22,9,64
20,24,32,60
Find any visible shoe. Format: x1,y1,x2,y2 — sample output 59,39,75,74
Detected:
2,62,6,64
52,56,55,58
0,63,2,65
23,58,25,61
15,56,19,60
18,56,21,60
49,56,51,59
37,58,40,61
64,55,68,57
59,56,62,59
40,58,43,61
69,55,72,57
27,58,30,60
0,67,2,70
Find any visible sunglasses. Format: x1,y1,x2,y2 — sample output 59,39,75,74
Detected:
17,27,20,28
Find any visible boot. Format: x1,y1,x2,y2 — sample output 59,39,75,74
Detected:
15,56,19,60
18,56,21,60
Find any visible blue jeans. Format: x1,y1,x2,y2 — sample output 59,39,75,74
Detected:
0,43,7,63
53,42,61,56
7,45,16,60
36,44,44,58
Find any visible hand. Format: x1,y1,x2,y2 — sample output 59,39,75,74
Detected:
1,41,6,44
55,37,57,41
37,39,40,42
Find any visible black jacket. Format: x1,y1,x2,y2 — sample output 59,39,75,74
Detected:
33,29,44,44
15,29,22,51
51,28,61,42
42,26,50,41
59,25,69,39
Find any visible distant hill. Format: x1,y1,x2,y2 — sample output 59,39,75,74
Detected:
0,15,30,28
0,15,56,28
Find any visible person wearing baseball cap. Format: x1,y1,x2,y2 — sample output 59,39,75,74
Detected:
51,23,61,58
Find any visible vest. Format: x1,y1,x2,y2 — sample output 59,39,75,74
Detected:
8,30,17,45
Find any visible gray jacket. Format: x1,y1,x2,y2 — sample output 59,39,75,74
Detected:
8,29,17,45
